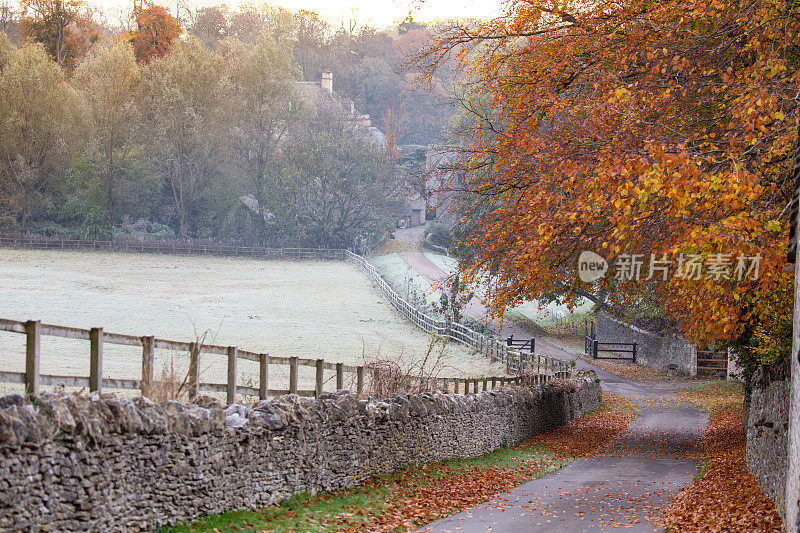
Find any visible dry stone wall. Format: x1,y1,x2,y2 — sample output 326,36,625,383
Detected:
746,359,789,518
0,379,600,532
596,312,697,375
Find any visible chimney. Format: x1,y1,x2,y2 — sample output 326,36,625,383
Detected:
321,72,333,93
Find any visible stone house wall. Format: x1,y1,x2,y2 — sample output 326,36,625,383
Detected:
596,312,697,375
0,379,600,532
746,359,789,519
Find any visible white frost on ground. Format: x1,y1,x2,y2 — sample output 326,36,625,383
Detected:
419,251,594,329
0,249,507,395
369,253,442,307
422,251,458,276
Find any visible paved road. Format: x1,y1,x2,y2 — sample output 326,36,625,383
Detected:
418,372,706,532
396,252,708,532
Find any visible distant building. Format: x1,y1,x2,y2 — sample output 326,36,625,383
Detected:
395,146,462,228
296,72,387,148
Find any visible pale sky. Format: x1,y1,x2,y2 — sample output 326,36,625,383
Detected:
94,0,505,28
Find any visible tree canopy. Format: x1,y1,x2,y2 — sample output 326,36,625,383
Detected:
417,0,799,357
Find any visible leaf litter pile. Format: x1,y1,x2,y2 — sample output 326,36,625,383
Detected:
660,382,783,532
576,353,686,383
165,392,636,533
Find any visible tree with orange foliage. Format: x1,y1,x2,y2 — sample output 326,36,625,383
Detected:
20,0,99,69
417,0,799,353
122,3,181,63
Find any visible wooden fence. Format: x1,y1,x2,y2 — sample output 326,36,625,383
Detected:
0,234,347,261
696,349,728,377
345,251,569,376
0,234,571,392
0,318,567,403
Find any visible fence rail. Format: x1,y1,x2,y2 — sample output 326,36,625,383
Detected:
0,318,569,403
0,234,348,261
0,234,572,400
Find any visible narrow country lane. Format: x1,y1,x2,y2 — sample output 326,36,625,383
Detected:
417,366,707,532
396,251,708,532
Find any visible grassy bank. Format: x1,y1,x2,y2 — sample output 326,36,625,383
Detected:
163,391,636,533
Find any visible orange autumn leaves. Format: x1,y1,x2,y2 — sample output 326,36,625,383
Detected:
662,386,783,531
120,4,182,63
418,0,799,346
352,392,636,532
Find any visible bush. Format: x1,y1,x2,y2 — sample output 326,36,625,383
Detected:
424,221,453,248
115,218,176,240
362,334,455,398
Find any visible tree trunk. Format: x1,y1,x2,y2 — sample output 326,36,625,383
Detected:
785,119,800,531
20,190,28,234
105,134,114,228
56,16,63,67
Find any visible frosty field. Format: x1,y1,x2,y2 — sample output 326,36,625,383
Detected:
0,248,505,395
375,250,593,331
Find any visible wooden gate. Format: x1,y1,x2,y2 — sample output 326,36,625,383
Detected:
696,349,727,377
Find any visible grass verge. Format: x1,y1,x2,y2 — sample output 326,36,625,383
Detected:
162,391,636,533
660,381,783,532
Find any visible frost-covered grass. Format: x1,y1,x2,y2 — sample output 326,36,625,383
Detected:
369,253,441,307
422,251,458,276
505,300,595,328
420,252,594,331
0,249,506,395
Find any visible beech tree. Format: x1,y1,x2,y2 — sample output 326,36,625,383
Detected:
417,0,800,349
123,4,182,63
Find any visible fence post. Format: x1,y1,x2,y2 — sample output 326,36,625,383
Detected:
454,378,460,394
336,363,344,390
90,327,103,394
356,366,364,396
315,359,324,398
593,340,599,359
25,320,41,396
490,377,496,389
227,346,237,406
482,378,488,392
473,378,479,393
632,342,637,363
259,354,268,400
289,357,298,395
141,336,154,398
189,342,199,400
